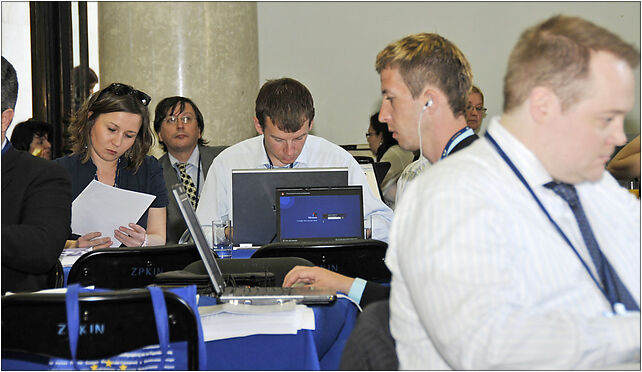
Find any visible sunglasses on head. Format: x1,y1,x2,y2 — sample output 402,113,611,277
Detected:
98,83,151,106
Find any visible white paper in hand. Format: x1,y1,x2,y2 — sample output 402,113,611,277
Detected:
71,180,156,247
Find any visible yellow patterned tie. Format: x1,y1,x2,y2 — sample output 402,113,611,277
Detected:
177,163,198,209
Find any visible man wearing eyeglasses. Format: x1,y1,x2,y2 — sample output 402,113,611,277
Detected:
465,85,487,134
153,97,226,244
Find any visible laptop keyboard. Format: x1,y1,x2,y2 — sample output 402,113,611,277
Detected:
231,286,294,296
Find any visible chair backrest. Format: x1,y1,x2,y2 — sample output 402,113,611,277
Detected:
174,256,315,287
373,161,391,188
67,244,201,289
251,239,390,281
46,260,65,289
2,288,200,369
339,299,397,370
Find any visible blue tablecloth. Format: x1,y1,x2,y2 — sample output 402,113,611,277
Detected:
201,297,356,370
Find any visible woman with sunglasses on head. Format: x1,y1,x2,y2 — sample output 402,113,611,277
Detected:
55,83,168,249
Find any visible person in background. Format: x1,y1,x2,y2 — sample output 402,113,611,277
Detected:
1,56,72,294
607,134,640,180
197,77,393,243
366,112,414,208
284,32,478,308
55,83,168,249
154,96,226,244
387,15,640,369
465,85,486,134
10,119,53,159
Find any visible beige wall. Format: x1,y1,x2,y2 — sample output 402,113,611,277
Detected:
257,2,641,145
98,2,259,157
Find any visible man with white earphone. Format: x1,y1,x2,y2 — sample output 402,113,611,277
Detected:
387,16,640,370
284,32,479,324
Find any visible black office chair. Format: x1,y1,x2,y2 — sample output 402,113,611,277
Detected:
162,256,316,287
46,259,65,289
2,288,200,369
373,161,391,189
67,244,202,289
251,239,390,281
340,300,398,370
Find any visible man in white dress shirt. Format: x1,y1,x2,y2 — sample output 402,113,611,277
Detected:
387,15,640,369
197,77,393,243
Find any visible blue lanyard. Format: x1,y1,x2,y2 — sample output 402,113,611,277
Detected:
441,127,474,159
263,138,294,169
485,133,618,312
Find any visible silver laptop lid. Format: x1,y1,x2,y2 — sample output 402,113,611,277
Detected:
172,183,226,296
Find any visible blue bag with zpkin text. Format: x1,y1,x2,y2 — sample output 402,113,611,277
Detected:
47,284,206,370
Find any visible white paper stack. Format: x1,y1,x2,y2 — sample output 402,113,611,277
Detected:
198,302,315,341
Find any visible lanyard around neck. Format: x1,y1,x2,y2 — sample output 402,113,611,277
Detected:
485,133,618,312
263,138,294,169
94,158,121,187
441,127,474,160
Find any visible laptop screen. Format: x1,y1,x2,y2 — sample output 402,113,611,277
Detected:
231,168,348,246
276,186,364,243
171,184,226,296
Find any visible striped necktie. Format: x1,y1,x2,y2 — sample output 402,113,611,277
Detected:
544,181,639,311
177,162,198,209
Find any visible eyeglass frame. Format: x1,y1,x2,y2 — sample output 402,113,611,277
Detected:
163,114,196,125
97,83,151,107
465,105,487,114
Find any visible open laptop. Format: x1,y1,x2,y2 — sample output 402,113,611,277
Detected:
231,168,348,246
172,184,336,305
276,186,364,243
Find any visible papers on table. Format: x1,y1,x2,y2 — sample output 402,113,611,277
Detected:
60,247,94,267
71,180,156,247
198,302,315,341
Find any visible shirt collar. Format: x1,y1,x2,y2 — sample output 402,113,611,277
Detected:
169,145,200,169
2,138,10,155
486,116,553,187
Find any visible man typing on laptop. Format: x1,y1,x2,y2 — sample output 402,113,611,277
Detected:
196,78,393,244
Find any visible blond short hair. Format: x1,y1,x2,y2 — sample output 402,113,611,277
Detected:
504,15,639,113
376,33,473,117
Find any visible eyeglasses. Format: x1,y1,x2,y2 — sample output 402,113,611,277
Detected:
466,105,487,114
98,83,151,106
164,115,195,125
365,132,374,138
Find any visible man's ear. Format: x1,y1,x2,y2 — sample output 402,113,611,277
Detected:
1,108,15,139
529,86,557,124
253,117,264,135
308,119,314,132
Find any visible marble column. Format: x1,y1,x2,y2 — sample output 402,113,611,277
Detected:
98,2,258,156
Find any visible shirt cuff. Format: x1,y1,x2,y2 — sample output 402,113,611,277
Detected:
347,277,367,305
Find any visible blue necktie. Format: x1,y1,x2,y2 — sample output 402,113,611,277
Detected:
544,182,639,311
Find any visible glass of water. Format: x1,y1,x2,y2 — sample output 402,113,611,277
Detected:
212,219,232,259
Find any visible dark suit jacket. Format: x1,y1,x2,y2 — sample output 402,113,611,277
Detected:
159,145,227,243
1,145,72,294
359,131,479,307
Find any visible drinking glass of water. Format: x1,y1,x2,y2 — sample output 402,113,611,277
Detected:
212,219,232,259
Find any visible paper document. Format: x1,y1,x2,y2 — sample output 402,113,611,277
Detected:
60,247,93,267
198,302,315,341
71,180,156,247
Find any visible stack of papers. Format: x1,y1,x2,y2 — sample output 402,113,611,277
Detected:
198,302,315,341
59,247,93,267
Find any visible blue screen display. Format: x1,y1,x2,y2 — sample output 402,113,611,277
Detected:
278,194,362,240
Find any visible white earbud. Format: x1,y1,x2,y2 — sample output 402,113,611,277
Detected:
423,99,433,111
